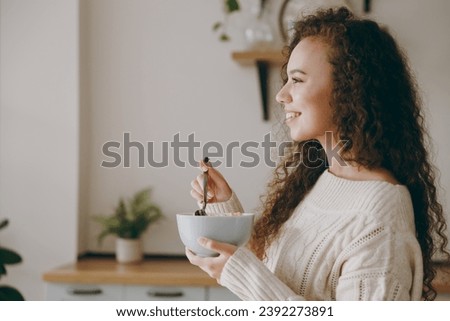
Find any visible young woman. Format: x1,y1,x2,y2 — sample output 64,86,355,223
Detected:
188,7,449,300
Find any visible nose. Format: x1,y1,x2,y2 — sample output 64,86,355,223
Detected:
276,83,292,105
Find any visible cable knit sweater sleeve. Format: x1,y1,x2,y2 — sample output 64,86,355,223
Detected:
220,247,305,300
203,191,244,215
202,192,302,299
205,192,305,300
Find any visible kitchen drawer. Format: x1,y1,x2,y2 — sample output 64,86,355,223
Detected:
207,286,241,301
435,293,450,301
123,285,206,301
46,283,123,301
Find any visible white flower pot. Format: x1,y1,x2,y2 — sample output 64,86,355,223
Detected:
116,238,143,264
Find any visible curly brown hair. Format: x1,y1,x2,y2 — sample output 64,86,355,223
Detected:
249,7,449,300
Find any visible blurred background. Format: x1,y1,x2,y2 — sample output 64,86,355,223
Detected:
1,0,449,300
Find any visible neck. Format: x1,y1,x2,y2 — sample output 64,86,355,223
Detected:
326,155,399,185
327,158,364,180
317,131,360,179
317,133,398,184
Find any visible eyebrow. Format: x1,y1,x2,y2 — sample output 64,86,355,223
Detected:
289,69,307,75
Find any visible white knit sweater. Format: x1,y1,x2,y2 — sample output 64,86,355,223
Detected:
205,170,423,300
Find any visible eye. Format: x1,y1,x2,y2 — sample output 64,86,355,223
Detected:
292,77,303,84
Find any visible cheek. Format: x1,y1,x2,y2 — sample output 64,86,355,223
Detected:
312,87,333,118
304,92,335,131
314,104,335,131
301,90,332,115
295,83,330,104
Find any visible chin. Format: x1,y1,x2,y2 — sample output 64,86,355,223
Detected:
289,128,327,144
289,130,310,142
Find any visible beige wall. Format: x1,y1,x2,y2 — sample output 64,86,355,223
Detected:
0,0,79,300
80,0,276,256
81,0,450,256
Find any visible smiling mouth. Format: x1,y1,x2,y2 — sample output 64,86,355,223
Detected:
285,112,301,121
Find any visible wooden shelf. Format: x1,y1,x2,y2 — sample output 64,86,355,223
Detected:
231,50,284,65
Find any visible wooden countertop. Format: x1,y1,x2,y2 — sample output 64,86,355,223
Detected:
43,256,219,287
43,256,450,293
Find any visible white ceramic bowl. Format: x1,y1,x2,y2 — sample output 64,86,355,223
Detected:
176,213,255,257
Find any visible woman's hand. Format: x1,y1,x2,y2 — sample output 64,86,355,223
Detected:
185,237,237,282
190,160,232,204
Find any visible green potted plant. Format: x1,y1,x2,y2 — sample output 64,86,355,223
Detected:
94,188,163,264
0,219,25,300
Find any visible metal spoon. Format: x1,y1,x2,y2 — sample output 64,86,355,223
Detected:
194,157,209,216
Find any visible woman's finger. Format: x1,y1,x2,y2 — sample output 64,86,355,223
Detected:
190,189,203,202
200,160,210,172
197,237,237,256
185,247,197,264
186,240,236,281
190,179,203,195
198,161,231,203
195,173,214,199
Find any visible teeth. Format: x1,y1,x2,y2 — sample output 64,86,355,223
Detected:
286,112,300,120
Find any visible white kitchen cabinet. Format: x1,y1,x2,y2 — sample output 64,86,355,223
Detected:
435,293,450,301
123,285,206,301
207,286,241,301
46,283,123,301
44,258,242,301
45,283,239,301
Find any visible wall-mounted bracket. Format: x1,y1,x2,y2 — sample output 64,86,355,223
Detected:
256,61,269,120
231,50,284,121
364,0,371,13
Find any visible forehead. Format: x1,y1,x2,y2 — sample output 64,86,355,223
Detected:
287,37,331,72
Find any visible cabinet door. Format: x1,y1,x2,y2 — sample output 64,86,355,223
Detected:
46,283,123,301
435,293,450,301
207,286,241,301
124,285,206,301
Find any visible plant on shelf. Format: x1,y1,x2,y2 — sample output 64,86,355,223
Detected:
0,219,25,300
213,0,270,42
213,0,241,41
94,188,163,263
